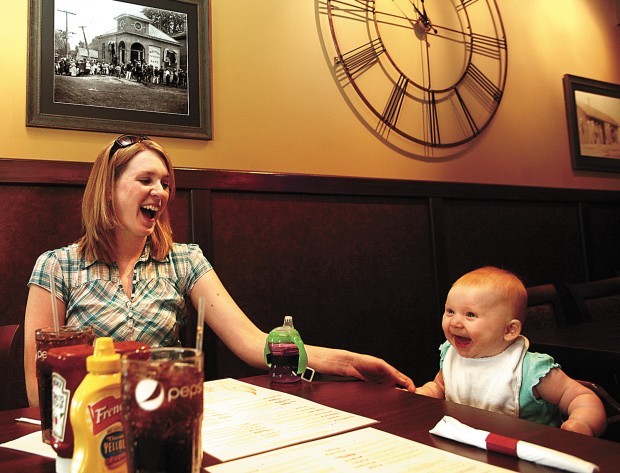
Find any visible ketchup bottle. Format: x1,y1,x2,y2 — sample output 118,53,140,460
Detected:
49,344,92,473
48,340,148,473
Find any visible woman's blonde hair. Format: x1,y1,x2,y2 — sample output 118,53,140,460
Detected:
452,266,528,322
76,137,176,263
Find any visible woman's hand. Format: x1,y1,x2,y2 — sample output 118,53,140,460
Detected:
346,353,416,392
304,346,416,392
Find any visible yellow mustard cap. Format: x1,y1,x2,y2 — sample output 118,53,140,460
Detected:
86,337,121,373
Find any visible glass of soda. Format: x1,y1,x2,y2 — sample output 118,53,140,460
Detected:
121,347,204,473
35,325,95,444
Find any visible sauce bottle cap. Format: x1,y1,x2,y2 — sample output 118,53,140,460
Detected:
86,337,121,373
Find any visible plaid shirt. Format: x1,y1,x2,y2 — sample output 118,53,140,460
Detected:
28,242,212,347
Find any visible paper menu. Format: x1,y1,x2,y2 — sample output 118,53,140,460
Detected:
0,431,55,458
205,427,513,473
202,378,377,462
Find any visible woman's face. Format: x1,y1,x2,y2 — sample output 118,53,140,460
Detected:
112,149,171,243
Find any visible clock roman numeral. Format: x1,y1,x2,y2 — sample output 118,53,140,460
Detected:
463,64,502,103
454,88,480,137
377,74,408,137
336,38,385,76
466,33,507,60
425,91,441,146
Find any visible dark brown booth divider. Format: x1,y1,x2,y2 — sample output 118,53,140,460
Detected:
1,158,619,409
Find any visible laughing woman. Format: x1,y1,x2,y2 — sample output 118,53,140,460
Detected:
23,134,415,406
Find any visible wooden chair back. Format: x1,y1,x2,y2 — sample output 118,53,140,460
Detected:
565,277,620,322
0,324,20,410
578,380,620,442
523,284,567,336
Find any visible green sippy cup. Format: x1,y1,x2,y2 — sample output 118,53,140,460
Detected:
264,316,307,383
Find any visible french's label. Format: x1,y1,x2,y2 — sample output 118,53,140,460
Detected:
88,395,123,435
100,428,126,470
51,373,70,442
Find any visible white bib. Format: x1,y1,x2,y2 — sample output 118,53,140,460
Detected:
443,336,529,417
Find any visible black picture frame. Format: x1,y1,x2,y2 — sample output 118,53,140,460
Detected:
27,0,211,140
563,74,620,173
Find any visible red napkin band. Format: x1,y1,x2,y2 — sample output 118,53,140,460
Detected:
485,432,519,457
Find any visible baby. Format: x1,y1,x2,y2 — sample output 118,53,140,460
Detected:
415,266,606,436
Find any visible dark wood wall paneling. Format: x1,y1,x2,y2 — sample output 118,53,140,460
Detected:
1,158,619,409
440,200,586,286
209,192,438,381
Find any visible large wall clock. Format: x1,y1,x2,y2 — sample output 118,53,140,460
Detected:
324,0,507,148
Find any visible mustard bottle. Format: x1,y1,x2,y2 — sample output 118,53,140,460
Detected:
69,337,127,473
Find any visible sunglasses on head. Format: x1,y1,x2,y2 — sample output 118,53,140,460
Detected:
109,134,150,159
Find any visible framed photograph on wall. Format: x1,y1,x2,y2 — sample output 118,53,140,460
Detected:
27,0,211,140
563,74,620,173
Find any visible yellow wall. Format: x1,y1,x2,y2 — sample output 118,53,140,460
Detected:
2,0,619,190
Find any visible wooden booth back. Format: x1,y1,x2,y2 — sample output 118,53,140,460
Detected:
1,158,619,409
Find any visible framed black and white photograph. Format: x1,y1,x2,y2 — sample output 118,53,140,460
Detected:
563,74,620,173
27,0,211,140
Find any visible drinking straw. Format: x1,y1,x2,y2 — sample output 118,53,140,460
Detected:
49,258,60,332
195,296,205,352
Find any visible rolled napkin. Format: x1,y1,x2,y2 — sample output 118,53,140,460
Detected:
429,416,599,473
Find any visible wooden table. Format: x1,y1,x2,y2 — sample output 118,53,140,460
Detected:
2,375,619,472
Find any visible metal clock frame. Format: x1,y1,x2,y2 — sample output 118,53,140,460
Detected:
325,0,508,148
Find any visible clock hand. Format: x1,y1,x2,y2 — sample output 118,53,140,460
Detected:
420,0,430,22
408,0,427,21
386,1,423,31
423,35,432,89
422,33,440,145
374,6,438,35
407,0,436,34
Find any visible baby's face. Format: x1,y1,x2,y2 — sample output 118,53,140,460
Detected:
442,284,516,358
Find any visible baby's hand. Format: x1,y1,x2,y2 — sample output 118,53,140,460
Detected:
414,383,444,399
560,419,595,436
414,386,432,396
